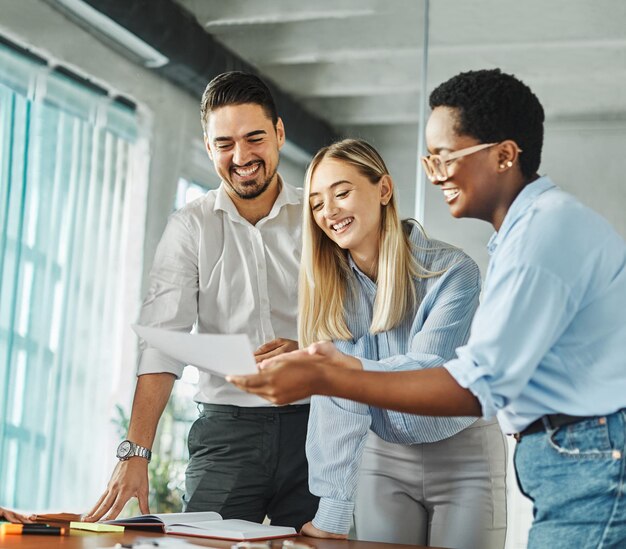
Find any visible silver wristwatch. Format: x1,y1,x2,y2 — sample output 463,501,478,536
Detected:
116,439,152,462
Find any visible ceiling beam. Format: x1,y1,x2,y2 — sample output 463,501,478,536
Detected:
176,0,393,26
79,0,339,154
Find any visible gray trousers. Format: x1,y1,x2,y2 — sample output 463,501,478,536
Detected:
354,418,507,549
184,403,319,530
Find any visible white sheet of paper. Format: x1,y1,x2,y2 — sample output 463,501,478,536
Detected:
132,325,257,377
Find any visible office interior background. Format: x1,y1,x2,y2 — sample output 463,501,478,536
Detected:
0,1,624,547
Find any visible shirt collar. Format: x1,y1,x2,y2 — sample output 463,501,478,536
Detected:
487,175,556,255
213,175,300,223
347,253,377,292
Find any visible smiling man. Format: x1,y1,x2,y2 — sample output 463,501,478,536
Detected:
85,72,318,529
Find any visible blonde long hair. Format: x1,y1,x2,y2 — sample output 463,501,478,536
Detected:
299,139,422,347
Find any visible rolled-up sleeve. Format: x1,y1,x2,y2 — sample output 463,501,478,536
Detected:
445,264,575,419
307,395,371,534
136,213,199,378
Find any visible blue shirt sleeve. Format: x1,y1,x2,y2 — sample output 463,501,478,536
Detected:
445,263,575,421
307,395,371,534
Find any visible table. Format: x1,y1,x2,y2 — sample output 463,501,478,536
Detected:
0,529,439,548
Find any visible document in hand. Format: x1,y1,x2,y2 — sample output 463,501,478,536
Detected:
132,325,257,377
103,512,297,541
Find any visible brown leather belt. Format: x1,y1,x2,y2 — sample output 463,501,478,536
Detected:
513,413,596,442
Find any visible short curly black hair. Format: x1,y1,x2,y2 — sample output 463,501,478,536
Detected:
429,69,544,179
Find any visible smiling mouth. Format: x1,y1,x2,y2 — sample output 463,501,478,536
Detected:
332,217,354,233
232,162,261,179
442,188,460,203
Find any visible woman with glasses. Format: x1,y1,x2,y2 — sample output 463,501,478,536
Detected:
231,69,626,549
279,138,506,548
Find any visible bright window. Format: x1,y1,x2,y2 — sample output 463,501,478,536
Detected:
0,42,146,510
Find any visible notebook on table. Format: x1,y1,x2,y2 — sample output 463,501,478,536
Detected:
103,511,297,541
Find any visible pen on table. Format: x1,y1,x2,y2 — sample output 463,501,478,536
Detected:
1,523,66,535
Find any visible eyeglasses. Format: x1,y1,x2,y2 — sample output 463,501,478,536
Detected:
421,142,498,182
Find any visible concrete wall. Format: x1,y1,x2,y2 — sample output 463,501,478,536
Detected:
0,0,310,293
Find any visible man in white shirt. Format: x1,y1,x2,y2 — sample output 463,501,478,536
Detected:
85,72,318,529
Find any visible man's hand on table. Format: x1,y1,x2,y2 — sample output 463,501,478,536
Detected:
82,458,150,522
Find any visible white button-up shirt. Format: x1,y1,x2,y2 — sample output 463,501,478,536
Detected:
137,178,302,406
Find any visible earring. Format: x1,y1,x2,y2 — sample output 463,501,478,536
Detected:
500,161,513,169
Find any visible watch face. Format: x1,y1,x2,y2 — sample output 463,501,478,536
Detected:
117,440,132,458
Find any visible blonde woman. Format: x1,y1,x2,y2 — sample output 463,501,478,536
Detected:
297,139,506,549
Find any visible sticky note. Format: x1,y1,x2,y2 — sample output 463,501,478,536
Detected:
69,522,125,532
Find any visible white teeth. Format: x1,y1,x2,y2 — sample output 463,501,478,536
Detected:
442,188,460,202
234,163,260,177
332,218,353,231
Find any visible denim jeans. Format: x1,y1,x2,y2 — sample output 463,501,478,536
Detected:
514,409,626,548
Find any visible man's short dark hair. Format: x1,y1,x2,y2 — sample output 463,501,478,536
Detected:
429,69,544,179
200,71,278,131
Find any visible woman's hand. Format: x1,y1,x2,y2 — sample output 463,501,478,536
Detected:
259,340,362,371
0,507,34,523
300,521,348,539
228,341,362,404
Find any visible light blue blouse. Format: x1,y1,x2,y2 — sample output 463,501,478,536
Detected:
308,221,481,534
445,176,626,434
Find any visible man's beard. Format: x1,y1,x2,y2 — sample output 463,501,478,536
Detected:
228,162,278,200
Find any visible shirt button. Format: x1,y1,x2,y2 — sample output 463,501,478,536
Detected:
612,450,622,460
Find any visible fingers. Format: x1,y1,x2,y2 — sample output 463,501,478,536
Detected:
101,494,130,522
254,339,300,363
259,349,310,370
2,509,33,523
299,522,317,537
308,340,335,356
83,490,108,520
253,339,282,356
254,349,282,363
228,373,269,391
255,346,292,363
83,489,118,522
137,489,151,516
227,374,284,404
300,521,348,539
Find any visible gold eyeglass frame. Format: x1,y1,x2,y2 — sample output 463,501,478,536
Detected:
421,142,498,182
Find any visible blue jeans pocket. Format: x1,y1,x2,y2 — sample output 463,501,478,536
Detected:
547,417,613,458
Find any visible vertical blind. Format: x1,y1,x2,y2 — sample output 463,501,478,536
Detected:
0,42,144,510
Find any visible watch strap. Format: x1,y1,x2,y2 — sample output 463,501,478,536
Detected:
117,439,152,462
132,443,152,461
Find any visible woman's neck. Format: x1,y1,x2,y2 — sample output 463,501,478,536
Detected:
350,247,379,281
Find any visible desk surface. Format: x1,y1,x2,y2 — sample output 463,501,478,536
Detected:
0,529,437,548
